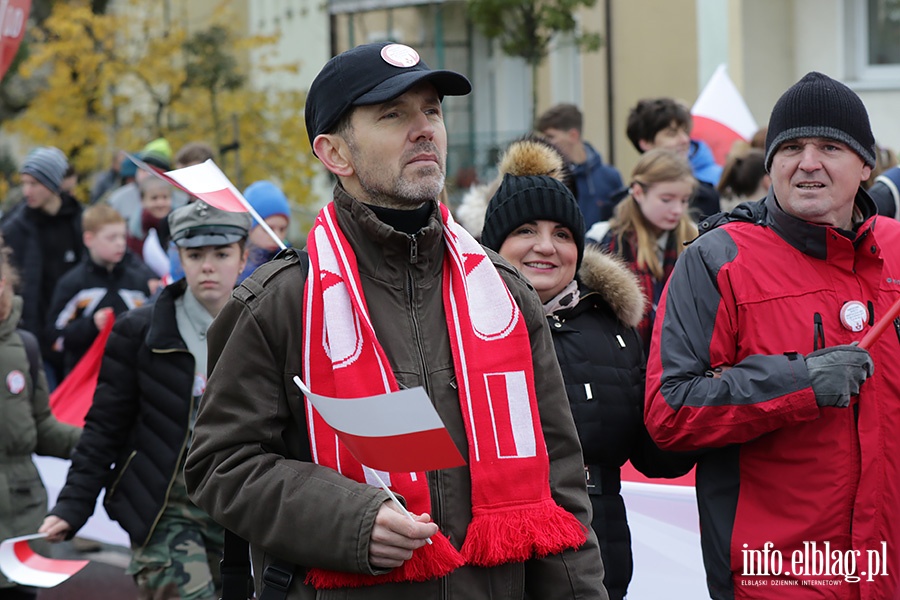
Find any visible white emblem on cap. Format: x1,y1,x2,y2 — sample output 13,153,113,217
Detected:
381,44,420,68
840,300,868,333
7,370,25,395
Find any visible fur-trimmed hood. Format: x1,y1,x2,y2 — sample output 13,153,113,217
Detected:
578,244,646,328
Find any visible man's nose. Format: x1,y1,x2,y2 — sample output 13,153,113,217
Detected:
410,111,435,141
798,145,823,170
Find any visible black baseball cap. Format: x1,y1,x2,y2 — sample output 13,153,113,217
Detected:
304,42,472,153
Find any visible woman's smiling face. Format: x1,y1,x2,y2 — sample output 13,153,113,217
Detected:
499,219,578,303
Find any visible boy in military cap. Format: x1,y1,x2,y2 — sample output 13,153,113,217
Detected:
41,201,251,600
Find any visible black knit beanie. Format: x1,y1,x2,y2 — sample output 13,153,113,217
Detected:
765,72,876,171
480,173,586,269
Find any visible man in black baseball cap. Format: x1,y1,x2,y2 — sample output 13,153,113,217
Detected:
304,41,471,150
187,41,607,600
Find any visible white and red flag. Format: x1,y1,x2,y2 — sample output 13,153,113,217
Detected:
691,64,759,165
126,155,286,250
0,534,88,588
293,377,466,474
49,314,115,427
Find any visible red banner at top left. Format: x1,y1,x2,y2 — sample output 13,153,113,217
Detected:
0,0,29,83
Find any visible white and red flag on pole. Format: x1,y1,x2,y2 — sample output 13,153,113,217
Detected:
691,64,758,165
0,534,88,588
293,377,466,473
126,155,286,250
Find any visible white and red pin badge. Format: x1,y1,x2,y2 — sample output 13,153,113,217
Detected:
6,370,24,394
192,373,207,398
840,300,869,333
381,44,420,68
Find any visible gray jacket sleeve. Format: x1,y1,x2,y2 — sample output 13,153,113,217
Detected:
645,229,820,451
184,258,392,574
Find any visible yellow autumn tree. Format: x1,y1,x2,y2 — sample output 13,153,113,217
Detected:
5,0,318,219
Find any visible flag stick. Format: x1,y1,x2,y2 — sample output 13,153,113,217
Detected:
219,173,287,251
292,376,433,545
859,296,900,350
363,466,433,545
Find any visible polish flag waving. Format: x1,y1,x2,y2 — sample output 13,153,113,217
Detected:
49,314,115,427
294,377,466,473
127,155,285,250
691,64,758,165
0,534,88,588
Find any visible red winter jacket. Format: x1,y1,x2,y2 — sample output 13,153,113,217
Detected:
645,192,900,600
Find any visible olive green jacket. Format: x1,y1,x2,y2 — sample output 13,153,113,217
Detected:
186,188,608,600
0,297,81,589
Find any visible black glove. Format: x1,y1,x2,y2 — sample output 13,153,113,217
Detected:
804,344,875,408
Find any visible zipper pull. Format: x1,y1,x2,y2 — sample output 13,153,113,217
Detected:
814,312,825,351
409,233,419,264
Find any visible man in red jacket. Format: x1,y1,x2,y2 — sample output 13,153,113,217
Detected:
645,72,900,599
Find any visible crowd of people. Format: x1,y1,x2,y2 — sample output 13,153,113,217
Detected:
0,39,899,600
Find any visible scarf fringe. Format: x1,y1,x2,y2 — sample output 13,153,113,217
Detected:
304,532,465,589
461,500,588,566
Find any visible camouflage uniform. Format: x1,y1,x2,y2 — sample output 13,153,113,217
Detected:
127,466,223,600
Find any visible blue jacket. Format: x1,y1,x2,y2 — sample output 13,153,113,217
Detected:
688,139,722,186
571,143,624,226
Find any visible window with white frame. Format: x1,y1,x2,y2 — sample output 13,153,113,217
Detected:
852,0,900,82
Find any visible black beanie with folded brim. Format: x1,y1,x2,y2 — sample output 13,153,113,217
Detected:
764,72,876,171
480,173,586,269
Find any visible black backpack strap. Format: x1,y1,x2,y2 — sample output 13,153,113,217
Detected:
220,530,297,600
258,560,296,600
220,249,307,600
17,329,41,389
220,529,254,600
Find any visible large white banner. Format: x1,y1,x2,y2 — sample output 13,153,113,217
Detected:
623,480,707,599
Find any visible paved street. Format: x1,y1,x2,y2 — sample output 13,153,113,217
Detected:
35,538,136,600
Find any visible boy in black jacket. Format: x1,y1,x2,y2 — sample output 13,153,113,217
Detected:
46,204,156,375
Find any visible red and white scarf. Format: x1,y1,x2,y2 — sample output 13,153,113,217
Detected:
302,202,586,589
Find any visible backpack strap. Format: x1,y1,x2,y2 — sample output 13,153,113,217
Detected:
220,529,254,600
17,329,41,389
220,249,308,600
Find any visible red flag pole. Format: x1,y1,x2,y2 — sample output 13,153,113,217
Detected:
859,297,900,350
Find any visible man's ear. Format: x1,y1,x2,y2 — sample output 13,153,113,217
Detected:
568,127,582,143
314,134,354,178
83,230,95,249
638,139,654,152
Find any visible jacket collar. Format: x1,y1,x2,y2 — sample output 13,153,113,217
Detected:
145,278,188,351
332,185,446,280
765,187,877,260
0,297,23,340
573,246,645,328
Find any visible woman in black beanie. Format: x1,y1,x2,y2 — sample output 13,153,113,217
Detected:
479,138,694,600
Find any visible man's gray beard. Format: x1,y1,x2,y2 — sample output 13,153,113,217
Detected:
359,169,445,210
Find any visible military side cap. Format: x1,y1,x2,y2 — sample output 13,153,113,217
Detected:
168,201,251,248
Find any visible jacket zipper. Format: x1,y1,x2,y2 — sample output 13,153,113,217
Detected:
140,347,195,547
409,232,419,264
105,450,137,500
406,233,446,599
